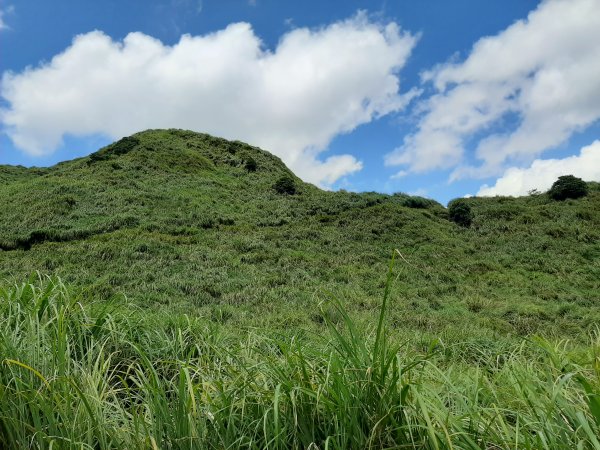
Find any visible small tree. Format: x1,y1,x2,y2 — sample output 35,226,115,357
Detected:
273,175,296,195
448,198,473,227
548,175,588,201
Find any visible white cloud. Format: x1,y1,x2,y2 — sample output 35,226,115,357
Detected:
0,13,417,187
386,0,600,179
408,188,428,197
477,140,600,197
390,169,408,179
0,5,14,30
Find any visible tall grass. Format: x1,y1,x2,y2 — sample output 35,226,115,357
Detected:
1,270,599,449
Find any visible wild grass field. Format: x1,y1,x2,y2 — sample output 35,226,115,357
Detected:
1,129,599,448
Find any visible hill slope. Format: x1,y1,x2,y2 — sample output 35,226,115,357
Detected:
0,129,599,342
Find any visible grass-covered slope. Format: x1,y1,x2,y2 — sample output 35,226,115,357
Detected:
0,129,599,343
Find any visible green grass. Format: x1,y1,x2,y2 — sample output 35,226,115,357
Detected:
1,271,599,449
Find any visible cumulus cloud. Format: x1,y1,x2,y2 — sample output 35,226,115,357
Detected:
477,140,600,197
0,13,417,187
386,0,600,179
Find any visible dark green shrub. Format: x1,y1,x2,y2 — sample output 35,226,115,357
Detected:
107,136,140,156
244,156,257,172
273,175,296,195
62,196,77,208
88,151,109,164
548,175,588,201
218,217,235,226
403,196,435,209
200,218,215,229
87,137,140,165
448,198,473,227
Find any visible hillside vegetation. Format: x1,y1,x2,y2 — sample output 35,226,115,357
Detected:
0,129,598,341
0,129,599,448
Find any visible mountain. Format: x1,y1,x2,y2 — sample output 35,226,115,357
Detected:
1,129,599,340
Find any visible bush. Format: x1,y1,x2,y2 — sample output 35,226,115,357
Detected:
87,137,140,165
448,199,473,227
403,196,435,209
105,136,140,156
88,151,109,164
548,175,588,201
244,156,257,172
273,175,296,195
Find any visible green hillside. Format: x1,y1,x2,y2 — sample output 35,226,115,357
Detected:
1,129,598,341
1,129,599,449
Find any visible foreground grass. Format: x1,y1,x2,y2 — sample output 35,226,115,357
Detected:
1,267,599,449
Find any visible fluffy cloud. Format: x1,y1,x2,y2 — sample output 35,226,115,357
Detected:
0,14,417,187
386,0,600,179
477,140,600,197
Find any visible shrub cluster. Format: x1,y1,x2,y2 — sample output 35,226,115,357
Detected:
548,175,588,201
402,196,436,209
273,175,297,195
244,156,257,172
448,199,473,227
88,137,140,164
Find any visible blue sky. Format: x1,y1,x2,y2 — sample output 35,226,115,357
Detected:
1,0,599,203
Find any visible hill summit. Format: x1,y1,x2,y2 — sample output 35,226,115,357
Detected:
0,129,304,251
87,129,294,177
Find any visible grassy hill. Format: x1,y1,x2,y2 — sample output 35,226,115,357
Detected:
1,129,599,448
1,129,598,341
